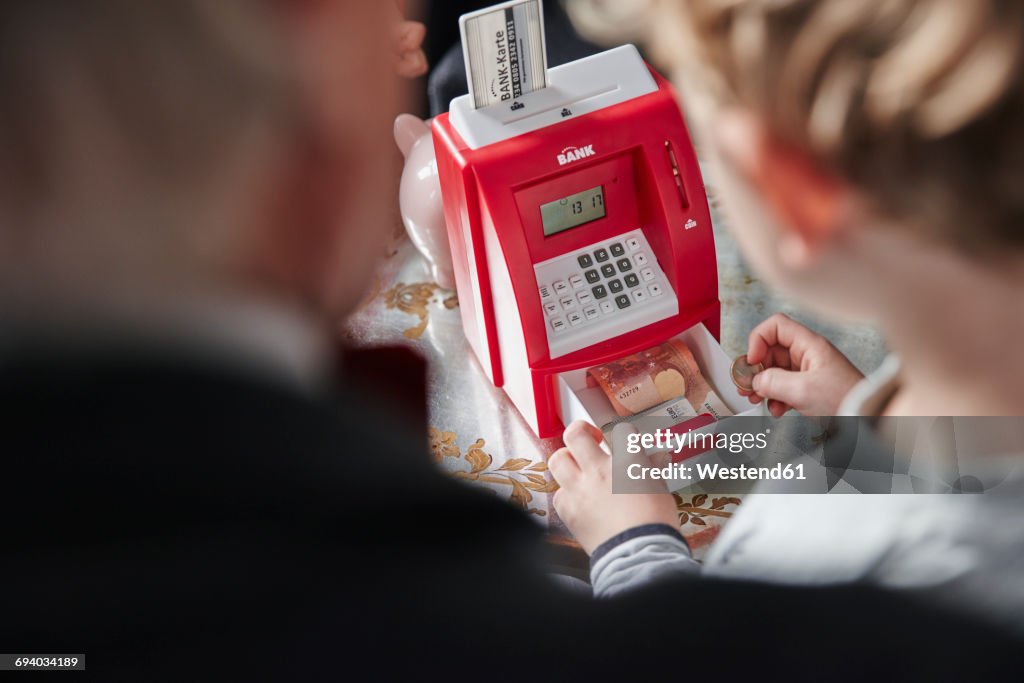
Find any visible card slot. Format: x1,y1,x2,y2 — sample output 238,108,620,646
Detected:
500,85,620,125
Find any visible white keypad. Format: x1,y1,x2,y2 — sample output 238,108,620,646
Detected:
533,229,679,359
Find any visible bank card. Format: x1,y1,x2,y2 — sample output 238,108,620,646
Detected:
460,0,548,110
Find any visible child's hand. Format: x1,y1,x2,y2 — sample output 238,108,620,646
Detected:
549,421,679,556
740,313,864,416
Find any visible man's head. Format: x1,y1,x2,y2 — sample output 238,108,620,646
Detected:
0,0,400,320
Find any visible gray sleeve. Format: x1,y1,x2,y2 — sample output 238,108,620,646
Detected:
589,524,701,599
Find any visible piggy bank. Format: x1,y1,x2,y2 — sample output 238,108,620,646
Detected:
394,114,454,290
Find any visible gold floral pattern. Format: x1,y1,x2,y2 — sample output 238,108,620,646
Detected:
428,428,460,463
383,281,458,339
674,493,742,526
430,426,745,528
430,430,556,517
384,282,439,339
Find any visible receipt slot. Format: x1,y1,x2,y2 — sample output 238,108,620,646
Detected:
433,45,722,438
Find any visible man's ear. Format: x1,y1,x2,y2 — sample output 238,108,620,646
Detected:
714,109,847,267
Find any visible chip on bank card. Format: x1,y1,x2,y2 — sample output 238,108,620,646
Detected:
460,0,548,110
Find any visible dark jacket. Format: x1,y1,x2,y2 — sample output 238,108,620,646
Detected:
2,344,1021,681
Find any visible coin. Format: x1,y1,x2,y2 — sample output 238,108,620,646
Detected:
731,355,764,392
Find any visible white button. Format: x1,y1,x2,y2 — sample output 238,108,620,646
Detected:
583,305,600,320
626,237,641,251
631,288,647,303
550,317,567,334
559,297,577,311
539,284,553,299
600,300,615,314
648,284,663,297
553,280,569,296
543,301,560,316
640,268,655,282
569,274,585,290
577,292,593,305
567,311,584,326
633,253,648,267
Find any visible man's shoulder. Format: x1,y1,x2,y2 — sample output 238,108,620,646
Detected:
1,345,446,499
2,343,539,539
0,346,543,663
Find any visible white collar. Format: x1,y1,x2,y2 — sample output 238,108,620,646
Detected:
838,354,903,416
838,355,1024,492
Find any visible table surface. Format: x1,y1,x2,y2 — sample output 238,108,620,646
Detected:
343,176,887,558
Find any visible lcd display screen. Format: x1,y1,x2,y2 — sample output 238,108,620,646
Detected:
540,185,606,236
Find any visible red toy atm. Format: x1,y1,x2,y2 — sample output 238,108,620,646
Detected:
433,45,722,438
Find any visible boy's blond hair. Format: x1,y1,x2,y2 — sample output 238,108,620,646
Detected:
569,0,1024,252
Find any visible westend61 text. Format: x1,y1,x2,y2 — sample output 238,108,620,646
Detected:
627,462,807,482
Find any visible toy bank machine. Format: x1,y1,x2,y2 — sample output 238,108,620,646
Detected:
434,42,731,439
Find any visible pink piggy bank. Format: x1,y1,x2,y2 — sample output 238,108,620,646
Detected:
393,114,455,290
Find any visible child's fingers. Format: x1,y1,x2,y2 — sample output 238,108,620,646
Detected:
746,317,781,365
609,424,671,495
747,313,815,366
738,388,764,403
766,344,793,371
767,399,791,417
547,447,580,486
582,421,605,444
563,420,605,470
752,366,807,409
